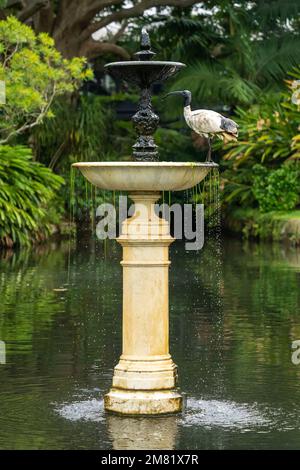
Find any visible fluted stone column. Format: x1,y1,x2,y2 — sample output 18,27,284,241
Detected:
104,192,182,414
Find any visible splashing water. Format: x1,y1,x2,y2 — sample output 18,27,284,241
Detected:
56,396,273,432
56,399,105,423
183,398,271,430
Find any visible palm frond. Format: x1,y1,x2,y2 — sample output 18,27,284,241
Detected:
254,0,300,24
253,36,300,84
169,61,260,107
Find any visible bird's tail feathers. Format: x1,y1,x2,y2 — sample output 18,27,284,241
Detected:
222,132,238,143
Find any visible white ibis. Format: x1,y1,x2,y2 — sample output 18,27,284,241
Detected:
164,90,239,161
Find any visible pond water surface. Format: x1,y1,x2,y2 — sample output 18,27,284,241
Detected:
0,236,300,449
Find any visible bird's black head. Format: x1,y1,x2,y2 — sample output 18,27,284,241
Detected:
164,90,191,107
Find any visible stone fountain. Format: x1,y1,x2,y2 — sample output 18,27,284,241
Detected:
73,30,217,415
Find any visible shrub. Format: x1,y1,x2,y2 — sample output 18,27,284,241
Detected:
0,145,64,247
220,67,300,211
252,164,299,212
0,16,93,144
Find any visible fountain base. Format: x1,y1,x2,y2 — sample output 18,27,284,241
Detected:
105,355,182,414
104,388,182,415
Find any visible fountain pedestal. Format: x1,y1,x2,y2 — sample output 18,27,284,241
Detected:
73,161,216,415
104,192,182,414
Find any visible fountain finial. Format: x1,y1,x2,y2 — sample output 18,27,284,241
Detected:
141,28,151,49
134,28,156,61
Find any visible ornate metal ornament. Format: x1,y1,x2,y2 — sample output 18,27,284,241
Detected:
105,29,185,161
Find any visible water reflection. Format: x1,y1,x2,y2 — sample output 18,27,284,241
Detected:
1,237,300,449
107,415,178,450
56,395,178,450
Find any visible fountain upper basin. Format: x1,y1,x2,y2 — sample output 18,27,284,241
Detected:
104,61,185,86
72,162,217,192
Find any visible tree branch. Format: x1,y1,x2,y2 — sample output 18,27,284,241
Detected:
79,0,124,23
109,20,128,43
54,0,124,42
80,0,200,41
6,0,23,7
79,38,130,60
17,0,49,22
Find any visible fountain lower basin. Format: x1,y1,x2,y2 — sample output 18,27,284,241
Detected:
72,161,217,192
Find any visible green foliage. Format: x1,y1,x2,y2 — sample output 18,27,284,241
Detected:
222,72,300,164
252,164,300,212
33,93,140,169
0,16,93,144
155,127,199,162
220,68,300,212
138,1,300,108
225,208,300,244
170,62,260,106
32,92,141,224
68,167,110,225
0,145,64,247
34,94,109,168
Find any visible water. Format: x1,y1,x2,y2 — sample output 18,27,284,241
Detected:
1,237,300,449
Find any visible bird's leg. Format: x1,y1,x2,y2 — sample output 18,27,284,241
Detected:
206,137,212,162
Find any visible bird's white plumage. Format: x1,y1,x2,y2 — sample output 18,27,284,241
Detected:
164,90,239,161
183,106,238,141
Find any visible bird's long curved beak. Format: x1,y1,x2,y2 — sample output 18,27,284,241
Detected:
163,91,183,99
